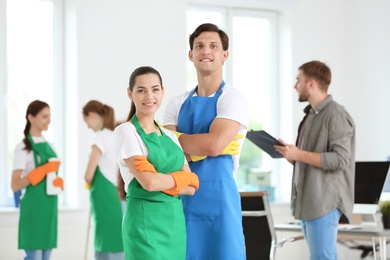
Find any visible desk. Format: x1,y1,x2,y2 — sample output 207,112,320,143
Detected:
275,224,390,260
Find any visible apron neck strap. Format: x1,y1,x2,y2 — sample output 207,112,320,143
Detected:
27,133,57,166
192,80,226,97
130,115,160,137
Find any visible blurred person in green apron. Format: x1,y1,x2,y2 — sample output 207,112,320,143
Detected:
114,66,199,260
11,100,62,260
82,100,124,260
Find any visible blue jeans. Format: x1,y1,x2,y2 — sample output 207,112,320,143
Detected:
25,250,52,260
301,208,341,260
95,252,124,260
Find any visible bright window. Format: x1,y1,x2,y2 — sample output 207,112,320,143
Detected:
187,6,285,202
0,0,65,207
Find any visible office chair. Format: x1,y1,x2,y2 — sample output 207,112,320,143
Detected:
240,191,304,260
337,239,379,259
337,213,390,259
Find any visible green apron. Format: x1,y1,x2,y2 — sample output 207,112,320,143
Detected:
19,134,58,250
90,167,123,252
122,116,187,260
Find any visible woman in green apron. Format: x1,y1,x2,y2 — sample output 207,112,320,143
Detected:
11,100,61,260
114,66,199,260
82,100,124,260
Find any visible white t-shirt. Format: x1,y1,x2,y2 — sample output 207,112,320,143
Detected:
163,84,249,170
114,122,185,192
92,128,118,186
13,136,57,177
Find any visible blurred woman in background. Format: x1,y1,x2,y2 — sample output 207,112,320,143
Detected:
82,100,124,260
11,100,61,260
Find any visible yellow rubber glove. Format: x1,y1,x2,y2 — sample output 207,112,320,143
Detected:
190,134,244,161
27,161,61,186
84,183,91,189
172,130,204,162
221,134,243,155
190,155,207,162
174,131,182,140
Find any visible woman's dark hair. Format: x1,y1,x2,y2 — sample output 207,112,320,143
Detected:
82,100,116,130
189,23,229,51
117,171,126,201
126,66,163,121
23,100,50,151
118,66,163,200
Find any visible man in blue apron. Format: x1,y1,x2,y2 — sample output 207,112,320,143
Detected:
164,23,249,260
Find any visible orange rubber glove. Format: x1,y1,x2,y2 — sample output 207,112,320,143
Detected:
166,171,199,192
163,171,199,196
53,177,64,190
27,160,61,186
134,156,173,195
161,188,180,196
134,156,199,196
134,156,156,173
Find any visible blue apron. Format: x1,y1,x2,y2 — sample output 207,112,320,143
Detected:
178,82,245,260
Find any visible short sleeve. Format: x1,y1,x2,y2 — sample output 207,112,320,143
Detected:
114,122,144,161
93,131,106,154
163,93,188,126
13,142,29,171
216,86,249,128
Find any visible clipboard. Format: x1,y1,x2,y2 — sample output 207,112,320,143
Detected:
246,130,285,159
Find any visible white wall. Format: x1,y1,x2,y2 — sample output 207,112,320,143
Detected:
290,0,390,161
344,0,390,160
1,0,390,259
290,0,348,135
77,0,187,123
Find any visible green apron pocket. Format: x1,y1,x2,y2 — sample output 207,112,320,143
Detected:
143,201,186,246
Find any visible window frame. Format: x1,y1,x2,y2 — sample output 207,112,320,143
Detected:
0,0,8,206
0,0,72,208
187,4,289,202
